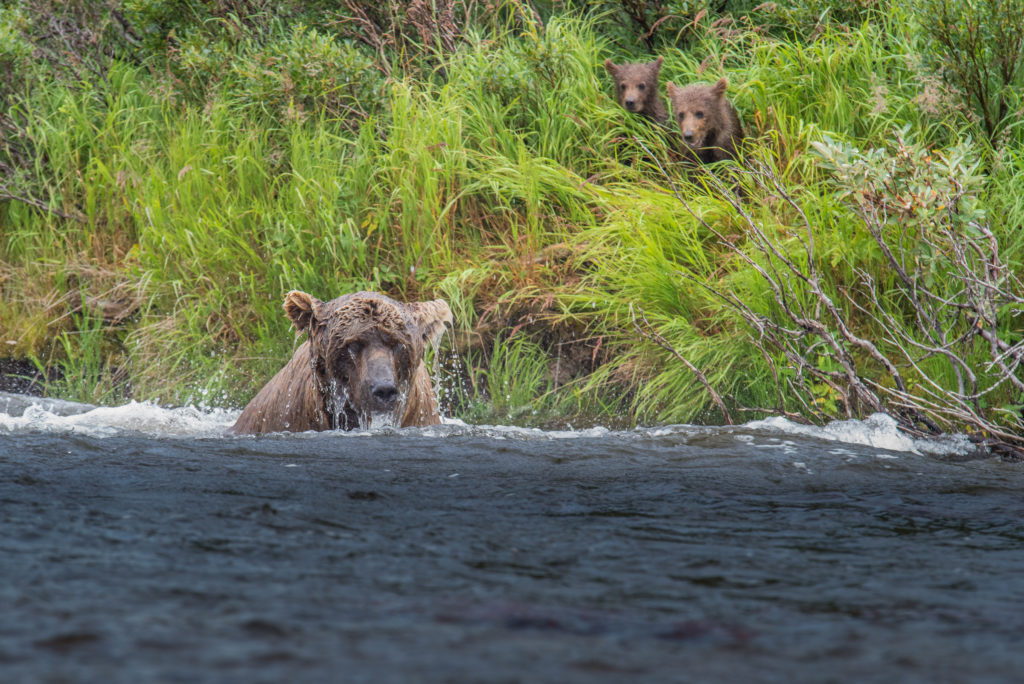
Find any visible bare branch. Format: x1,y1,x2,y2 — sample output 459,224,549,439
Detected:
629,303,733,425
0,186,86,222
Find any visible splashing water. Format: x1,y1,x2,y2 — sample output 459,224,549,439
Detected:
744,412,974,457
0,391,980,459
0,392,237,438
431,326,467,420
325,378,351,429
368,410,397,430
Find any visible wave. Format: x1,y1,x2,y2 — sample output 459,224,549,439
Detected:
0,392,973,457
0,392,238,439
742,413,973,458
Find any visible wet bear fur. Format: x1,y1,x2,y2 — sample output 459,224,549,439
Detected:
604,56,668,124
231,291,452,434
666,77,743,163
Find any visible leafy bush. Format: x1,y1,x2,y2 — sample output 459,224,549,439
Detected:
914,0,1024,141
746,0,883,37
597,0,715,48
228,24,383,125
0,8,31,95
555,0,884,51
813,125,986,254
168,20,384,126
707,131,1024,454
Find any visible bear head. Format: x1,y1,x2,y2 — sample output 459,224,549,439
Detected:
605,57,664,116
283,290,452,430
666,77,729,151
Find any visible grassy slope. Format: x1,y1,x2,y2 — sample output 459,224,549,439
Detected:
0,6,1021,433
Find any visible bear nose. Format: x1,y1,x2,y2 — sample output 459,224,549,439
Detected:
683,131,693,140
371,382,399,407
624,99,636,109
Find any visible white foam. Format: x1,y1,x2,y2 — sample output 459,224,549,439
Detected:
743,412,973,457
0,393,975,456
0,395,238,438
421,419,611,441
0,395,616,441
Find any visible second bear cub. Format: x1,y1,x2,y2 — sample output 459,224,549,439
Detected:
605,57,668,124
666,78,743,163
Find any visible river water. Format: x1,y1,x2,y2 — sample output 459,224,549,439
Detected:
1,392,1022,683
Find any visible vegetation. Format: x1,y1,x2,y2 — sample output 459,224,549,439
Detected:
1,1,1021,456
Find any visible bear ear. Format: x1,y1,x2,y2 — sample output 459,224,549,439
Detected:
712,77,728,98
283,290,321,332
666,81,678,97
400,299,453,350
652,56,664,71
604,59,618,75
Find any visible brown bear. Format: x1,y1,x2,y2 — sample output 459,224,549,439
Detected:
230,290,453,434
604,56,668,124
666,77,743,163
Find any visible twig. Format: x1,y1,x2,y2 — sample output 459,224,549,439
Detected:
629,303,734,425
0,188,86,222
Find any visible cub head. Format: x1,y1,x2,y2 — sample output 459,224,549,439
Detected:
605,57,663,115
283,291,450,429
666,77,728,150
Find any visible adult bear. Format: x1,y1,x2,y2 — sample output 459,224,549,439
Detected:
231,290,453,434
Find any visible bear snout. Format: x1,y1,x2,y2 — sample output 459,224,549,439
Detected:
363,345,402,413
371,381,399,410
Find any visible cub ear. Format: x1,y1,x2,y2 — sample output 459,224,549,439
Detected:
283,290,321,332
712,77,728,98
604,59,618,76
651,56,664,72
666,81,678,98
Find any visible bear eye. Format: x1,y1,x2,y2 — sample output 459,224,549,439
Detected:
347,340,364,356
695,111,704,119
619,84,626,91
637,83,645,90
678,112,684,119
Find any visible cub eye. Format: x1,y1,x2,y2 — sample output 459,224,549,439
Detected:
637,83,645,90
347,341,364,355
695,111,704,119
678,113,684,119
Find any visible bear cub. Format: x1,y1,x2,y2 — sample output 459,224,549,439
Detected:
666,77,743,163
604,57,668,124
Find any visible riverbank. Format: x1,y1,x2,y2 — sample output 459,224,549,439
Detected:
1,2,1021,452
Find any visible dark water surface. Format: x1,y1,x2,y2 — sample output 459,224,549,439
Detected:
1,394,1023,683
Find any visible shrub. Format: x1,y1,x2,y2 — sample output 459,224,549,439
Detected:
0,8,32,95
914,0,1024,141
227,24,384,126
691,131,1024,456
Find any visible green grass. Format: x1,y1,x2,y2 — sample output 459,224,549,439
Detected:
0,3,1021,439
